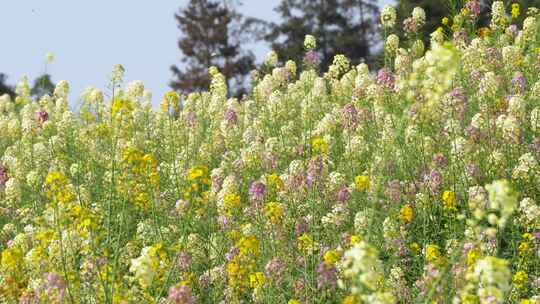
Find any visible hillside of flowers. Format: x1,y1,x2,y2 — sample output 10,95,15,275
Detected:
2,1,540,303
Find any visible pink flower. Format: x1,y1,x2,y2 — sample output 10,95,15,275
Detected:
168,284,196,304
44,272,66,302
249,181,266,203
465,0,481,17
0,165,8,187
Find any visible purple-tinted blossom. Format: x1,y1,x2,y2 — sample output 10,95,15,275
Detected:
294,279,306,297
377,68,395,89
295,217,309,236
263,152,278,171
432,153,447,167
37,110,49,124
225,247,239,261
307,157,325,187
168,284,196,304
210,170,224,193
224,107,238,125
217,215,231,230
386,180,402,203
303,50,320,66
341,103,359,129
506,24,519,38
176,251,191,272
465,0,481,17
466,163,481,180
185,111,197,128
337,187,351,203
44,273,66,302
265,258,286,285
449,87,468,105
284,172,306,192
18,291,38,304
424,169,442,192
0,165,8,187
453,29,468,46
530,138,540,154
249,181,266,203
316,262,337,290
470,69,483,83
403,17,421,33
512,73,527,95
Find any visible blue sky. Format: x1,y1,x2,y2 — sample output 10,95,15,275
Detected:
0,0,392,106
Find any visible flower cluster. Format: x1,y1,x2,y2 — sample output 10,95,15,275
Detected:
1,3,540,303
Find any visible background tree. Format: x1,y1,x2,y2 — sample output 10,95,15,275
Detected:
170,0,261,95
395,0,449,44
0,73,14,97
265,0,380,69
31,74,55,98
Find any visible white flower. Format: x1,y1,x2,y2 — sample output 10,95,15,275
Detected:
485,180,517,227
54,80,70,99
126,80,145,99
531,107,540,133
512,153,538,180
16,76,31,98
4,178,21,201
304,34,317,50
111,63,125,84
265,50,279,67
412,7,426,25
130,246,159,289
474,256,511,302
385,34,400,53
380,5,397,28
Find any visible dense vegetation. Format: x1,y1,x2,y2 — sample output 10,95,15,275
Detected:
2,1,540,303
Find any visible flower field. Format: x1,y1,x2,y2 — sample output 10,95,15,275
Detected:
2,2,540,303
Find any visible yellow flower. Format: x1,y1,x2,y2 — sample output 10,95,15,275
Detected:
409,242,421,254
442,190,457,212
237,235,260,257
442,17,449,26
312,137,329,154
265,202,285,224
350,235,361,246
223,193,242,213
399,204,414,224
467,248,481,266
266,173,284,191
478,27,491,37
164,91,179,104
512,3,520,18
1,247,23,271
288,300,301,304
323,249,340,265
187,166,206,181
425,244,442,264
111,98,133,117
513,270,528,290
45,171,75,203
249,272,266,288
518,241,530,256
298,233,316,253
354,175,370,191
343,295,355,304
